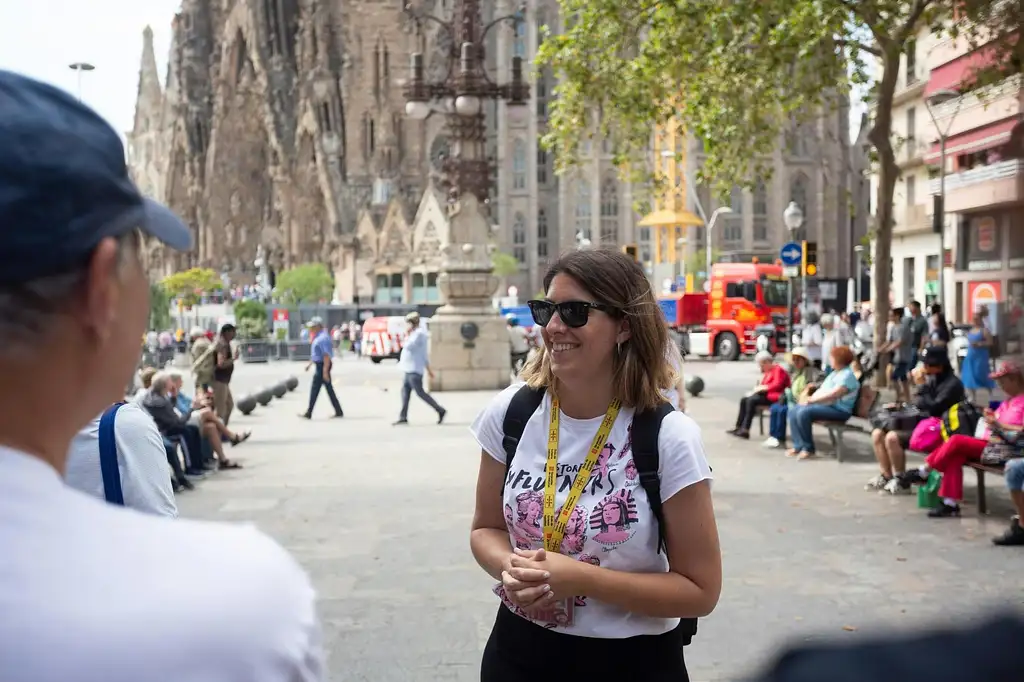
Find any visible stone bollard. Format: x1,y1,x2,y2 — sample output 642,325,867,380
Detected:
255,387,274,406
285,376,299,391
685,375,705,397
237,394,258,415
272,381,287,398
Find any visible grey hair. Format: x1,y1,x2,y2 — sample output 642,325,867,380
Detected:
0,230,141,353
150,370,174,393
164,370,183,383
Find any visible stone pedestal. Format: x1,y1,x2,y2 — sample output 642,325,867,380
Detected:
426,195,511,392
428,309,510,391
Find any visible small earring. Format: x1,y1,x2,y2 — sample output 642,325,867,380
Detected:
616,341,622,356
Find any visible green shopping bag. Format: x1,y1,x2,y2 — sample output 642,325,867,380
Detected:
917,470,942,509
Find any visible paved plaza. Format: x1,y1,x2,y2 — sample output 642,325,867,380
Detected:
175,356,1023,681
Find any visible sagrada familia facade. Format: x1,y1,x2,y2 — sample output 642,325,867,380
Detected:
129,0,862,302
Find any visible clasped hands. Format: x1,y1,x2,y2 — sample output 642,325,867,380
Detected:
500,547,583,617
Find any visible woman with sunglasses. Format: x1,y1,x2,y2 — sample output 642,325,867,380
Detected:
470,249,720,682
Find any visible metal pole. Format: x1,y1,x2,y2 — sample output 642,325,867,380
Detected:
787,278,794,352
938,135,946,307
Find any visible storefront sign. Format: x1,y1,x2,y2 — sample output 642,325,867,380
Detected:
966,215,1003,271
968,281,1002,324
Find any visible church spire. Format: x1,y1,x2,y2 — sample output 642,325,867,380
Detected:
132,26,164,135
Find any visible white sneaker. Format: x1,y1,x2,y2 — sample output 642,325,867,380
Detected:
883,476,910,495
762,437,781,448
865,474,889,491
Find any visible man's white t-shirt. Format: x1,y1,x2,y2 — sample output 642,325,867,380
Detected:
65,402,177,517
0,446,323,682
470,384,713,639
801,324,823,362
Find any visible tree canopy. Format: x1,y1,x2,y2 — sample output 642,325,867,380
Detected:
160,268,222,307
491,251,522,278
537,0,1019,359
274,263,334,304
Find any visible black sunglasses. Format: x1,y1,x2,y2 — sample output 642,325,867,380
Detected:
527,299,616,329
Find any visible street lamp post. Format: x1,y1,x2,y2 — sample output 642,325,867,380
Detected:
676,236,688,291
853,244,865,308
783,201,804,351
402,0,528,390
68,62,95,101
704,207,733,290
924,88,961,308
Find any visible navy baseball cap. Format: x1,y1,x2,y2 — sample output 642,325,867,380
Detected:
0,69,192,283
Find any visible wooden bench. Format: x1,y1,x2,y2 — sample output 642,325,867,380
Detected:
966,461,1006,515
755,406,869,462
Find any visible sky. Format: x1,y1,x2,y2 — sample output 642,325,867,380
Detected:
0,0,182,138
0,0,868,145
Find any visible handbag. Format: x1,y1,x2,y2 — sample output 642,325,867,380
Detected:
869,403,921,432
98,403,126,506
917,469,943,509
909,417,943,453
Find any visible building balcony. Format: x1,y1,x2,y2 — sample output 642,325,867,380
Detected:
929,159,1024,213
894,203,931,235
896,138,926,167
925,77,1022,145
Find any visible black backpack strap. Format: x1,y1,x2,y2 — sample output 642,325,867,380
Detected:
501,386,546,492
630,402,675,554
631,401,698,644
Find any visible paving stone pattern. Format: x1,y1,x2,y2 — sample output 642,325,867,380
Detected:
176,358,1023,681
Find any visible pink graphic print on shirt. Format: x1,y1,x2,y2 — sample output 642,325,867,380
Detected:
560,505,588,555
512,490,544,541
589,488,639,547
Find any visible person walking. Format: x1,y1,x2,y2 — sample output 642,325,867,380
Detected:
393,312,446,425
0,70,322,682
212,323,237,425
301,317,343,419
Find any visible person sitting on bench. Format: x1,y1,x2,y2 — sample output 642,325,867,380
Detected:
729,351,789,440
786,346,859,460
867,346,964,495
901,358,1023,520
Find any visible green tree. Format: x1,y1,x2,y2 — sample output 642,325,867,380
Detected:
233,299,268,322
160,268,222,307
275,263,334,304
537,0,1019,373
684,248,723,289
491,251,521,278
148,282,172,331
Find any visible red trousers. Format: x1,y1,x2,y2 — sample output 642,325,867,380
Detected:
925,435,987,500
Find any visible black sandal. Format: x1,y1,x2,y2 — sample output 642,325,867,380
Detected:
230,431,252,447
219,460,243,470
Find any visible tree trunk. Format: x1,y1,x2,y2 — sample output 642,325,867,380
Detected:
867,50,901,388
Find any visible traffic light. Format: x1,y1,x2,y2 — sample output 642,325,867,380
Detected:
622,244,638,261
802,240,818,277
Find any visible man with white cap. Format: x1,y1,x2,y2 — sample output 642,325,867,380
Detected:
301,316,344,419
0,70,322,681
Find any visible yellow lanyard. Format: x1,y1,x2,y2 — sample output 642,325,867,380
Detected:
543,397,622,553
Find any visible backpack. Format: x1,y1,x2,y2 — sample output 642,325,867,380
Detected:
941,400,982,441
500,385,698,645
98,403,126,506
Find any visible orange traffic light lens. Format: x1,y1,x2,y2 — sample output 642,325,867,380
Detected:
807,264,817,276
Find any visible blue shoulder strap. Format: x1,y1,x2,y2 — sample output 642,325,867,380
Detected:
98,403,126,506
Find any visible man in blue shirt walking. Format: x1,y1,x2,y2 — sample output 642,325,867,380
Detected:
301,317,344,419
394,312,446,425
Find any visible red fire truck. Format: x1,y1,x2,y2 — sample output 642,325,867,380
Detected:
663,262,790,360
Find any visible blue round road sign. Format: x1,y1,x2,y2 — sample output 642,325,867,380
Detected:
779,242,803,266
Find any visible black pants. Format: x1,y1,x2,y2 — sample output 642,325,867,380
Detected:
163,442,187,482
399,372,444,420
481,607,689,681
306,362,343,416
735,394,771,431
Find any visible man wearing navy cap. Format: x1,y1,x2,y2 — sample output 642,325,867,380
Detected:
0,71,322,681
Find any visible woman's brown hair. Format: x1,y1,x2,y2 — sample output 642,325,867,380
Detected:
520,249,674,411
831,345,855,368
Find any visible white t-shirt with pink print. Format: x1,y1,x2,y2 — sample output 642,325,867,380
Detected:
470,383,713,639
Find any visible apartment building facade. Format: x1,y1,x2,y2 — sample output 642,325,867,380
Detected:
882,28,1023,323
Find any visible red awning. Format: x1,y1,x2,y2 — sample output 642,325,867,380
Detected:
926,116,1022,162
926,34,1019,96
